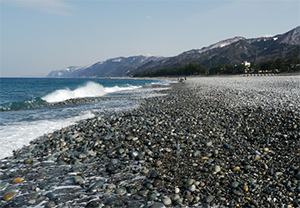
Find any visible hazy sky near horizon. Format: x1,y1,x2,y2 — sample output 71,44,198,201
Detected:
1,0,299,77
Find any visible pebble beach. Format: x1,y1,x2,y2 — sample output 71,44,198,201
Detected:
0,75,299,208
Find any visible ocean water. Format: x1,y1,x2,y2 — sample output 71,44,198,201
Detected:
0,78,170,159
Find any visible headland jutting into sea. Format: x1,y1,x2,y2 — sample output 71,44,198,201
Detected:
0,75,299,208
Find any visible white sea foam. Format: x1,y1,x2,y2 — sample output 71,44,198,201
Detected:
0,111,94,159
42,81,141,103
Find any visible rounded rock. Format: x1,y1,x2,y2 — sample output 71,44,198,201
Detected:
204,195,215,203
3,192,15,202
13,177,24,183
150,202,166,208
162,197,172,206
213,165,221,172
187,179,195,185
45,201,56,208
73,176,84,185
24,158,33,164
189,184,196,192
232,166,241,171
206,141,213,147
231,181,240,189
115,187,126,195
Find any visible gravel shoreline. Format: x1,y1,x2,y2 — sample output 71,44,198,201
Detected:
0,76,299,208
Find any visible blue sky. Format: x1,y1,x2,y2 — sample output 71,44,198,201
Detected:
1,0,299,77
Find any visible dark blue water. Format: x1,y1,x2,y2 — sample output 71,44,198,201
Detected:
0,78,170,159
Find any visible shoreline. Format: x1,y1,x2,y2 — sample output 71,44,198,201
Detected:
0,76,299,207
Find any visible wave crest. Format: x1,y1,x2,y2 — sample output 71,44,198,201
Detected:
42,81,140,103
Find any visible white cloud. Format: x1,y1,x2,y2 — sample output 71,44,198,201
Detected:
146,16,152,19
9,0,74,16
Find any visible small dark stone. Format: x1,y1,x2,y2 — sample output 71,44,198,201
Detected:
150,202,165,208
153,179,162,187
85,200,100,208
204,195,215,203
45,201,56,208
230,181,239,189
105,198,123,206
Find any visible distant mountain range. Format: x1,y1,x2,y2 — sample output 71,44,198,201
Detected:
46,26,300,78
46,56,164,78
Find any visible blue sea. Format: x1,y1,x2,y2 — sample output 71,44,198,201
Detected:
0,78,171,159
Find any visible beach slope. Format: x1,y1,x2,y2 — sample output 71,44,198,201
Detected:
0,76,299,208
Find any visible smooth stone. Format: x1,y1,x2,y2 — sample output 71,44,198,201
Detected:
105,199,123,206
106,184,116,189
3,192,15,201
153,179,162,187
162,197,172,206
87,150,96,157
193,150,200,157
213,165,221,172
231,181,240,188
150,202,166,208
189,184,196,192
110,159,119,165
130,151,139,158
148,192,157,201
89,181,104,191
155,161,163,167
41,161,55,166
78,153,87,159
28,192,39,199
223,143,230,149
45,201,56,208
187,179,195,185
24,158,33,164
126,202,141,208
85,201,100,208
204,195,215,203
138,190,148,197
254,155,261,160
244,165,251,172
115,187,126,195
206,141,213,147
27,199,36,205
171,194,180,201
13,177,24,183
232,166,241,171
243,185,249,192
137,152,145,160
118,148,125,154
232,189,244,196
145,182,153,190
262,163,268,170
185,194,194,202
175,187,180,193
73,176,84,185
275,172,283,178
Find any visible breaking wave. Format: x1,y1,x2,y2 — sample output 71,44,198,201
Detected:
42,81,141,103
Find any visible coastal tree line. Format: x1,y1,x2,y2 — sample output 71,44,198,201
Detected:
133,57,300,77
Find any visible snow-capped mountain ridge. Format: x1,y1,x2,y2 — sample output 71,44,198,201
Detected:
46,55,165,78
198,36,246,52
46,26,299,78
